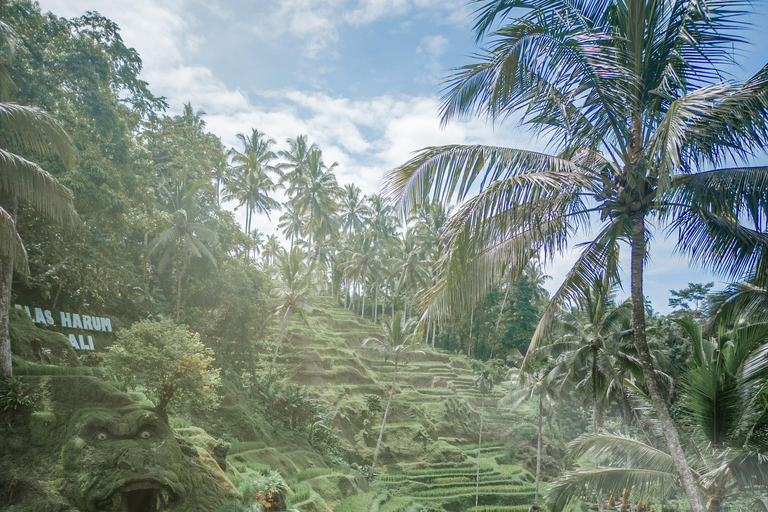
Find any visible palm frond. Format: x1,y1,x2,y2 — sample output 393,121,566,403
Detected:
547,467,676,512
384,144,589,213
0,103,77,167
522,219,625,372
669,166,768,281
0,205,28,273
0,149,79,227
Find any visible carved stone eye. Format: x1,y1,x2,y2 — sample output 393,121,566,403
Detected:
139,430,151,439
96,432,109,441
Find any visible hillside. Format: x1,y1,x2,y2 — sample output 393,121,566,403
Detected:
226,304,547,511
3,302,551,512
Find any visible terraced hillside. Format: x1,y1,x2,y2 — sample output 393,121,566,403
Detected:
256,303,541,511
334,443,538,512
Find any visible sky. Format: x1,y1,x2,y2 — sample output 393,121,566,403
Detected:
37,0,768,313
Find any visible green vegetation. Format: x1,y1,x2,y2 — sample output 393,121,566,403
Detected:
0,1,767,512
102,318,222,414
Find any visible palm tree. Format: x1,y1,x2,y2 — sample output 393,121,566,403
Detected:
278,134,317,191
278,205,304,250
293,149,341,254
505,366,559,511
385,3,768,509
339,183,371,234
471,359,505,512
150,177,218,321
547,321,768,512
395,229,429,320
363,311,423,478
0,21,79,378
261,234,283,266
545,277,637,435
265,246,316,389
224,128,281,234
343,232,378,318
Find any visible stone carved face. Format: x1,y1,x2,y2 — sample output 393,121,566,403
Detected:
60,407,187,512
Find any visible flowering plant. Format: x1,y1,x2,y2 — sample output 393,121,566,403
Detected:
252,471,288,511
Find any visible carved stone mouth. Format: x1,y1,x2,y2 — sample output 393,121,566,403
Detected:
95,481,176,512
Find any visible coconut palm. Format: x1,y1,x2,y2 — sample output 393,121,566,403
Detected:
0,20,79,378
278,205,304,250
261,234,283,266
505,366,559,511
293,149,341,249
339,183,371,234
150,177,218,321
547,321,768,512
471,359,506,512
544,277,638,435
278,134,317,191
265,246,316,390
224,128,281,234
385,3,768,508
363,310,423,478
343,232,379,318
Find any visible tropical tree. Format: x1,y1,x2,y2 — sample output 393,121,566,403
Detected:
339,183,371,234
278,134,317,190
385,2,768,509
363,310,423,477
265,246,316,389
149,177,218,321
470,358,506,512
343,232,379,318
0,20,79,378
547,321,768,512
505,366,559,511
224,128,281,234
545,277,639,435
261,234,283,266
278,205,304,249
292,149,341,255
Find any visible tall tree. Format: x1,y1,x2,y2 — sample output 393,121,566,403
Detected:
225,128,281,234
548,321,768,512
339,183,371,234
0,20,78,378
265,246,315,390
386,2,768,509
149,177,218,321
506,366,558,511
363,311,423,477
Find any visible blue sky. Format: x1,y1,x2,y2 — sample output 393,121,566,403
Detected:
39,0,768,313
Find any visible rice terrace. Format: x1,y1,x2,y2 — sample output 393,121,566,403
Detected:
1,1,768,511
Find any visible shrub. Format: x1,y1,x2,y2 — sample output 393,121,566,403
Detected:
102,318,221,414
0,377,34,415
250,471,288,511
363,393,382,415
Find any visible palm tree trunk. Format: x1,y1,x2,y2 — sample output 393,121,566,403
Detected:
425,321,430,346
374,288,378,323
369,360,397,478
496,286,510,333
475,395,485,512
431,321,436,348
361,289,366,319
266,310,291,390
592,346,599,436
534,389,542,510
176,271,182,322
630,214,706,512
0,250,14,379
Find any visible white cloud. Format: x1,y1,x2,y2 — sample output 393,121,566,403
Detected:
248,0,468,57
35,0,724,312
